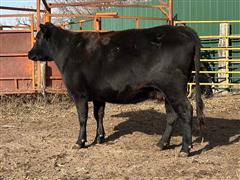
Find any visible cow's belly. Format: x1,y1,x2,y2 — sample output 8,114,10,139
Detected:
94,86,163,104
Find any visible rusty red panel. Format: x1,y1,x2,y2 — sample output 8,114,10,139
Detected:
0,79,33,92
46,62,66,91
0,56,33,92
0,57,32,77
0,32,31,54
0,32,34,93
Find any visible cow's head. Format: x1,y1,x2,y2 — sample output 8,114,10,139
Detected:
28,23,54,61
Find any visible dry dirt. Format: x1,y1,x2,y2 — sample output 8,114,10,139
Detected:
0,94,240,179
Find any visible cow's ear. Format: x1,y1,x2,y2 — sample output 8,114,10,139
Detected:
40,23,46,33
40,23,51,40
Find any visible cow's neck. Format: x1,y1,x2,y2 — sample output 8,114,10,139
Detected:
49,28,74,73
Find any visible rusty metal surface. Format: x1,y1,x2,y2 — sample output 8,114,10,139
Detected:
0,32,31,53
46,62,66,91
0,32,34,93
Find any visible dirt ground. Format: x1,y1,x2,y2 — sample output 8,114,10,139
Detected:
0,94,239,179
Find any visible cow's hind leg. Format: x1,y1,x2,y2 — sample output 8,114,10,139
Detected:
164,88,193,157
93,101,105,144
159,99,177,150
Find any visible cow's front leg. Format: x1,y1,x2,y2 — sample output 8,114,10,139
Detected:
93,101,105,144
75,98,88,148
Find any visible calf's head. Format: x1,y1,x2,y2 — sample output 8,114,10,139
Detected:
28,23,54,61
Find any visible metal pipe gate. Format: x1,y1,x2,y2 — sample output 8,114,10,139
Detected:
174,20,240,95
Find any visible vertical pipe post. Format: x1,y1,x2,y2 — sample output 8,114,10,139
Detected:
79,20,83,30
168,0,173,25
94,16,101,31
225,23,229,84
136,18,140,29
36,0,41,92
30,14,36,89
36,0,41,31
42,2,52,95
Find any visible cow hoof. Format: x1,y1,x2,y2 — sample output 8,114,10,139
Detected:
73,140,86,149
178,151,189,157
95,135,105,144
159,142,170,150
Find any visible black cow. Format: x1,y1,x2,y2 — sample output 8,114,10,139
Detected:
28,23,204,157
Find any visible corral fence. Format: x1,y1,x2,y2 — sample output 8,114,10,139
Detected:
0,14,35,94
174,20,240,94
0,0,239,95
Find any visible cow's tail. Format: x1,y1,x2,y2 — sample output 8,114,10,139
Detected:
194,38,205,132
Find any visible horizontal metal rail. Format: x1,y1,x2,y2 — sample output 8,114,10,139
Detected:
0,14,34,18
200,35,240,39
0,77,32,80
0,30,32,33
200,59,240,62
192,71,240,74
48,3,164,9
0,5,44,12
188,83,240,86
0,25,30,29
46,13,168,21
0,53,28,57
47,76,62,80
0,90,36,95
201,47,240,51
174,20,240,24
71,30,110,32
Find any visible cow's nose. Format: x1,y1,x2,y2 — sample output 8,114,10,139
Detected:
28,51,35,60
28,51,32,59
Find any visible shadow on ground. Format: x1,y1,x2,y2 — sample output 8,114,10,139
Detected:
106,109,240,155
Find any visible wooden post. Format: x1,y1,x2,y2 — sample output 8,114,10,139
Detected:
218,23,229,91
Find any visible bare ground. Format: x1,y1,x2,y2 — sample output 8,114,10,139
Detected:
0,94,240,179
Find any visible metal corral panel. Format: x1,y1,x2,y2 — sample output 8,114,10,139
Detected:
70,0,167,30
0,32,31,53
0,31,35,93
100,1,166,30
71,0,240,33
46,62,66,92
173,0,240,84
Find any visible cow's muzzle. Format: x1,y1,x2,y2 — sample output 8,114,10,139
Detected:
28,51,37,60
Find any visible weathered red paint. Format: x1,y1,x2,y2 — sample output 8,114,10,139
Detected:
46,62,66,92
0,31,35,93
